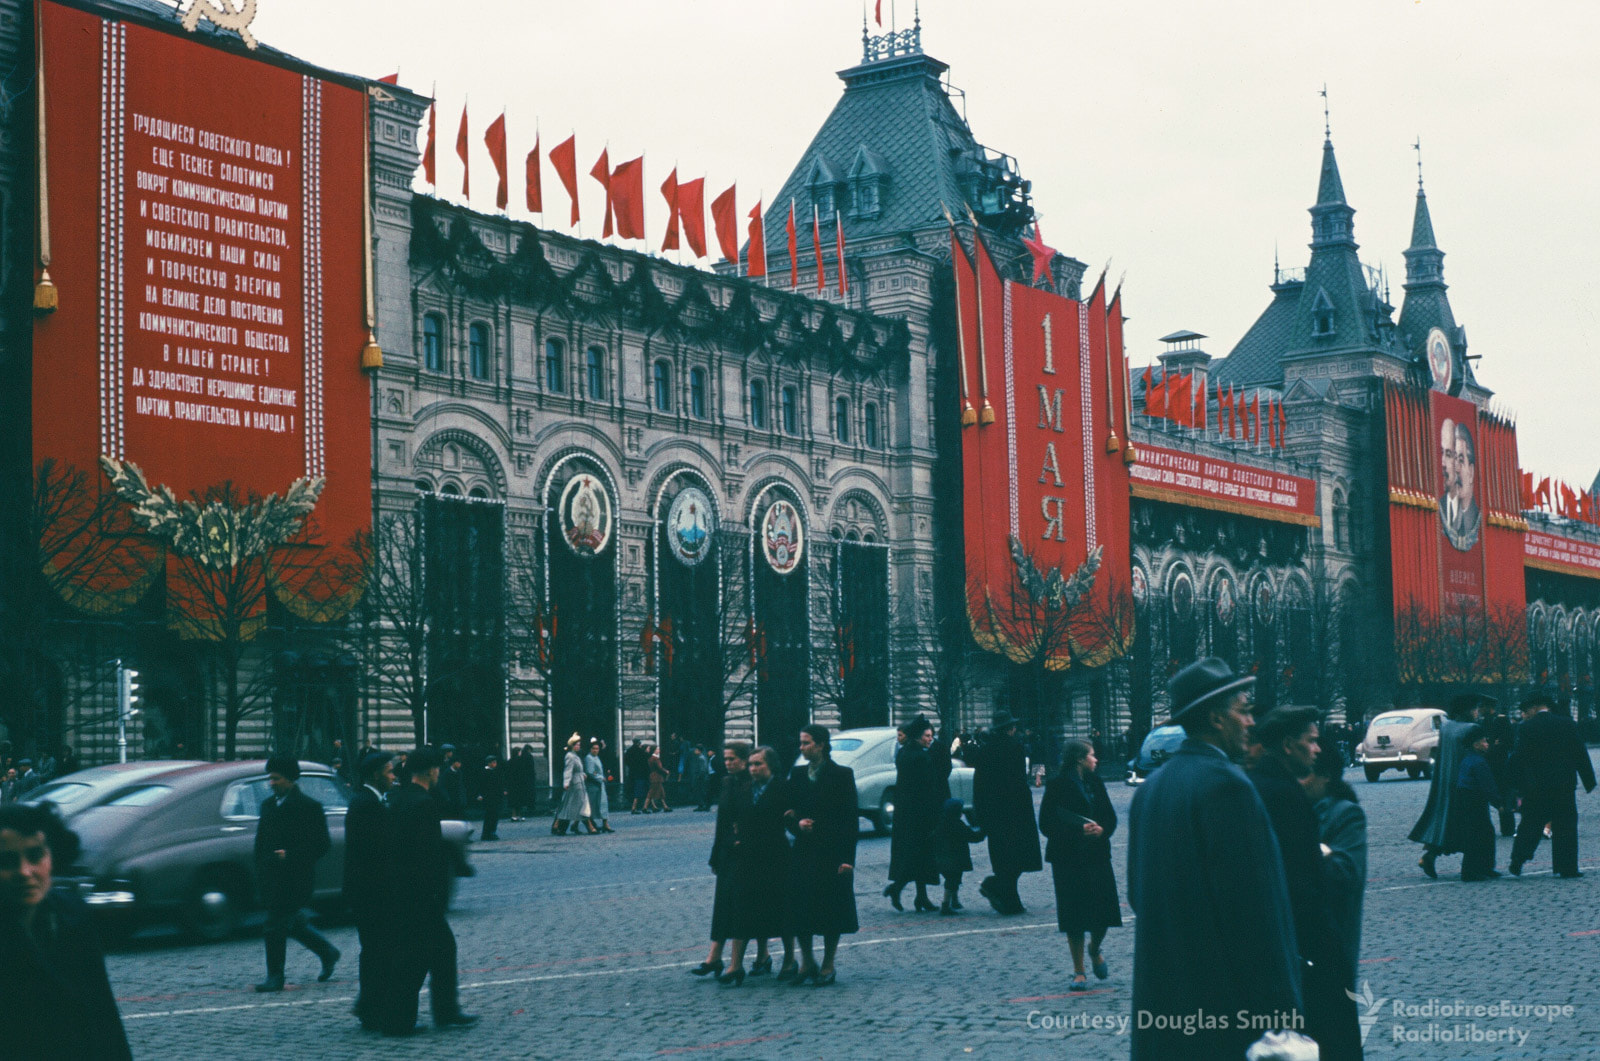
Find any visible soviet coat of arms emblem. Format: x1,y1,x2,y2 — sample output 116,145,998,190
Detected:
559,474,612,557
666,487,713,566
761,499,803,575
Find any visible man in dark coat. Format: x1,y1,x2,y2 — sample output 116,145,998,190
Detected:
253,755,339,992
972,711,1041,915
1510,694,1597,878
386,747,477,1035
437,754,468,819
1479,703,1517,836
0,803,131,1061
1250,707,1360,1059
886,715,940,911
479,754,504,841
344,751,396,1031
1127,658,1308,1061
1409,694,1490,877
784,725,858,984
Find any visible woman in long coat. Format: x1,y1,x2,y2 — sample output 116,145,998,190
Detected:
646,745,671,813
784,725,858,985
886,716,941,911
972,712,1042,914
690,743,753,982
583,739,613,833
1039,739,1122,991
554,735,592,835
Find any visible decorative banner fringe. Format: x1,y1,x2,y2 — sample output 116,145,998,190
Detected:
34,269,58,313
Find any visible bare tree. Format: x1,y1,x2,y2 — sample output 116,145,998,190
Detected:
356,509,431,747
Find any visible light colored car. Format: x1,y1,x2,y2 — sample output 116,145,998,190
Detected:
1126,724,1188,784
795,727,975,834
1356,708,1444,781
27,759,473,940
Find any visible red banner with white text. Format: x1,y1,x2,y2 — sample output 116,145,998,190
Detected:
1130,444,1318,526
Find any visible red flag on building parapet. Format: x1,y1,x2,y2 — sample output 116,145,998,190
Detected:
786,201,799,289
812,206,826,292
455,105,470,198
710,184,738,263
1276,399,1288,449
1519,470,1534,511
678,177,706,258
1196,378,1207,431
1217,382,1230,435
660,168,680,251
378,72,399,85
590,147,613,237
1535,476,1551,510
611,156,645,240
550,135,578,224
1229,385,1240,439
875,0,883,26
835,210,848,295
1248,393,1260,445
422,100,436,186
1170,373,1193,427
525,137,542,213
484,112,508,210
747,201,767,277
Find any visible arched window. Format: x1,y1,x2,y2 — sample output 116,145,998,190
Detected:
469,323,490,380
834,396,851,443
468,486,489,499
585,346,605,400
863,402,879,448
440,482,462,495
653,360,672,412
781,386,799,435
544,338,565,393
689,366,708,419
422,313,444,372
1333,490,1349,551
749,379,767,429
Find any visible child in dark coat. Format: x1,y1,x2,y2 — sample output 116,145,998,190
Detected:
933,797,985,915
1456,725,1503,881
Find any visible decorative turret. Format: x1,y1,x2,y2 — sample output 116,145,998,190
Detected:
1397,142,1469,389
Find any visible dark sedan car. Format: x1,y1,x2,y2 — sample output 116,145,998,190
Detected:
25,759,473,940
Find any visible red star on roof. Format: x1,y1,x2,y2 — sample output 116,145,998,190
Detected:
1022,223,1055,285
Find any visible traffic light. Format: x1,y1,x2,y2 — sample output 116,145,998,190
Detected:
118,666,141,718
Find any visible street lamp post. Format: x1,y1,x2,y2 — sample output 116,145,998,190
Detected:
115,660,140,764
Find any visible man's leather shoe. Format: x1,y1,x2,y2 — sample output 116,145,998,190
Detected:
1557,871,1584,879
253,976,285,993
436,1012,479,1029
318,948,341,982
1509,860,1523,876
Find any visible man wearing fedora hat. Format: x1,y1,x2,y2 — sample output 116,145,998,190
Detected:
1127,658,1307,1061
972,710,1042,915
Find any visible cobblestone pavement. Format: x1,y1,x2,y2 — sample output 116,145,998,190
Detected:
109,755,1600,1059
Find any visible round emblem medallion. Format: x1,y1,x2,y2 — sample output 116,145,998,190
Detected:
760,499,804,575
1254,582,1275,624
666,487,714,566
1426,327,1453,393
1170,572,1195,622
1215,579,1236,624
558,473,612,557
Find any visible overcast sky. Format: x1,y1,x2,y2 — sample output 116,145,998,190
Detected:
251,0,1600,487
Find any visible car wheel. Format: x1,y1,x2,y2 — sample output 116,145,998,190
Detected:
1406,765,1422,780
184,871,244,942
876,789,895,835
1420,762,1432,780
1364,765,1381,783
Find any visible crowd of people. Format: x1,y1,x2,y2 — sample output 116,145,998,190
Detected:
0,746,80,804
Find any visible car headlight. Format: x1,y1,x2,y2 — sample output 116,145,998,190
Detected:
82,879,137,905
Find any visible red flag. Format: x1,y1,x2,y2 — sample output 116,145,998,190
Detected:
378,72,400,85
1229,386,1240,439
678,177,706,258
590,148,613,237
835,210,848,295
786,200,799,289
1519,470,1535,510
1196,377,1207,431
455,105,470,198
1536,476,1551,510
549,135,578,224
610,156,645,240
484,112,508,210
812,206,827,292
1217,382,1231,435
660,168,680,251
422,101,436,186
875,0,883,25
1248,393,1261,445
525,137,542,213
747,201,767,277
1170,373,1193,427
710,184,737,262
1276,399,1288,449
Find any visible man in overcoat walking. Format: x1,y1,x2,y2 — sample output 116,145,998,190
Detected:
972,711,1041,915
1409,694,1491,878
253,755,339,992
386,747,477,1035
1509,694,1596,878
344,751,395,1030
1126,658,1308,1061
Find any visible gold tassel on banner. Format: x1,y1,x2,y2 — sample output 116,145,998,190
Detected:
1122,443,1139,466
1106,433,1122,454
34,10,56,315
979,399,995,426
359,97,382,370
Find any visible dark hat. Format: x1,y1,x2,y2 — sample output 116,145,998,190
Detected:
359,751,393,778
264,754,300,780
408,746,444,772
1168,657,1255,722
904,714,932,739
483,754,500,766
1448,693,1494,720
992,710,1020,731
1462,724,1487,744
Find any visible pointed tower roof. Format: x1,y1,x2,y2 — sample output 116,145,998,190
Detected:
1316,138,1347,206
1398,168,1473,388
1409,184,1437,249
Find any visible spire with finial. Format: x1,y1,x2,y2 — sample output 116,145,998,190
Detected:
1403,141,1443,285
1321,83,1331,140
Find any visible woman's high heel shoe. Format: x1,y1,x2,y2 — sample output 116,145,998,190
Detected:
688,959,724,978
717,967,745,987
750,956,773,976
913,895,937,913
775,962,798,982
814,970,837,987
788,967,817,987
883,883,904,911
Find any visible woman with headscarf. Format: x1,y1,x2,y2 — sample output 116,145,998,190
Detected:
646,744,671,813
554,734,593,835
783,725,858,985
1039,739,1121,992
885,715,940,912
584,739,614,833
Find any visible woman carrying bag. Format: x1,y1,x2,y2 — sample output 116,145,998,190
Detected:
1039,739,1122,992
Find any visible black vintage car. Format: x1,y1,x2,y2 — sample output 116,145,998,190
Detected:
25,759,473,940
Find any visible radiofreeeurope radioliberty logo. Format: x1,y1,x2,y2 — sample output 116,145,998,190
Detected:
1348,982,1575,1049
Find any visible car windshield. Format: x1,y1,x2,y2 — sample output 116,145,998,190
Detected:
1375,717,1413,727
830,738,866,755
22,781,94,806
105,785,172,807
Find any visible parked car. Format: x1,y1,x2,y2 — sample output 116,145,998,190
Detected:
24,759,473,940
794,727,976,834
1126,724,1187,784
1356,708,1444,781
